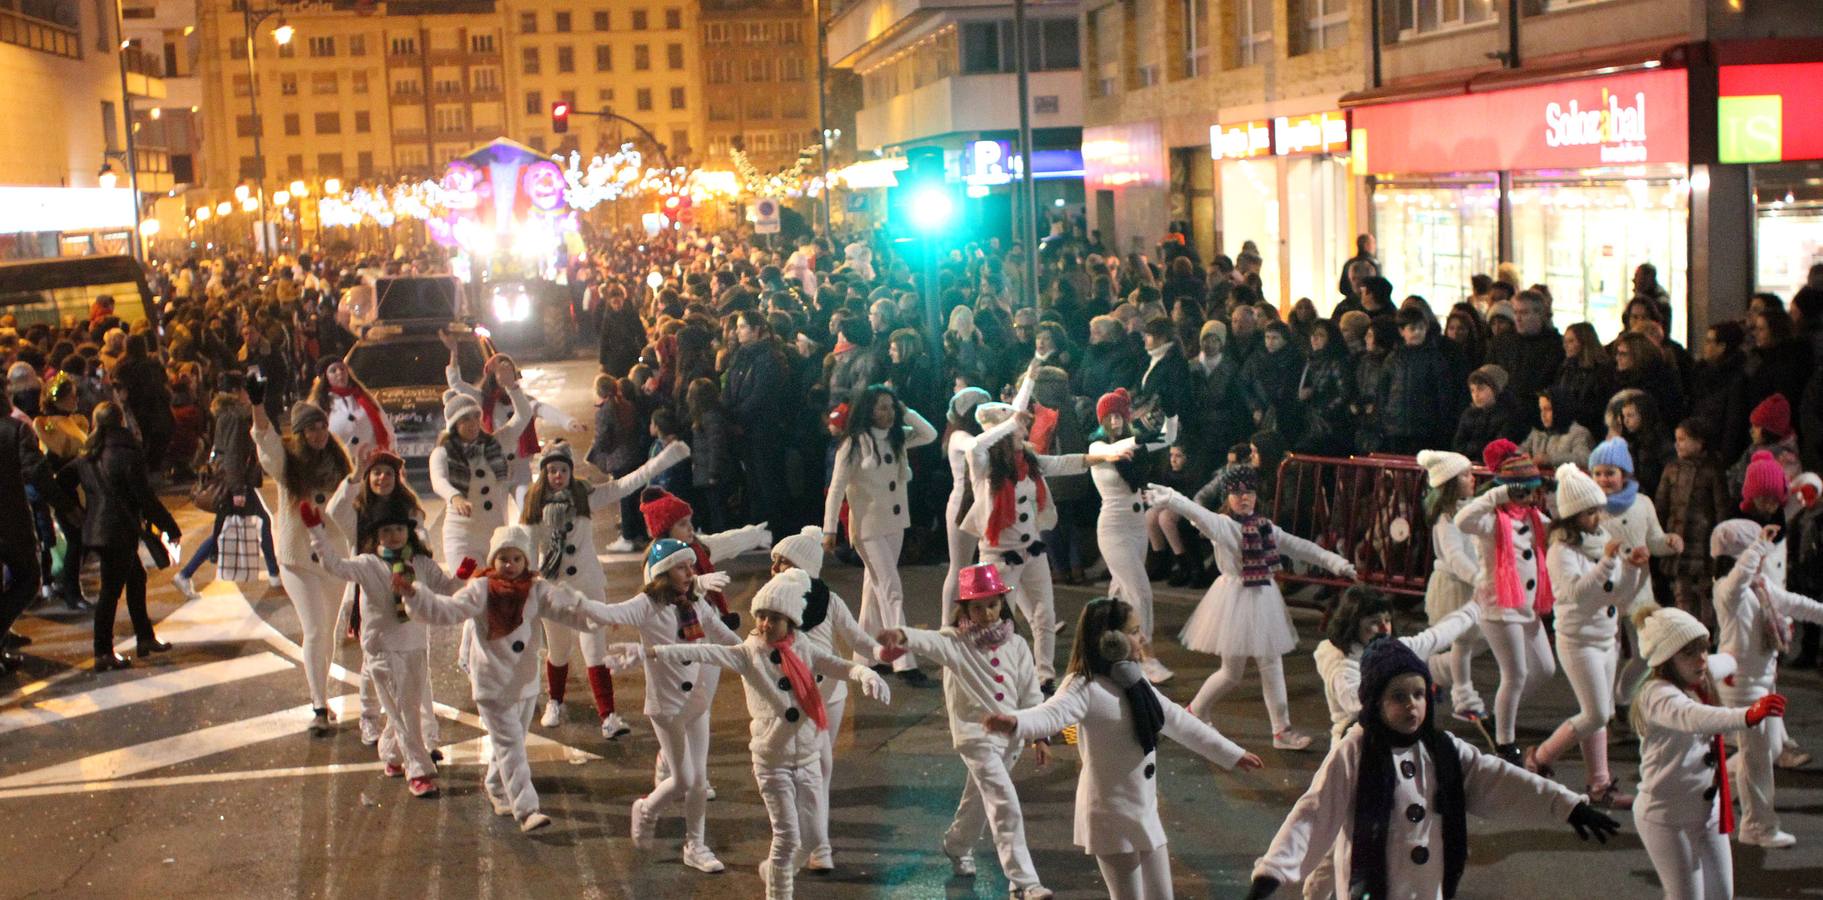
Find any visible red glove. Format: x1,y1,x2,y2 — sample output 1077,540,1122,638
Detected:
1746,693,1787,726
298,501,322,529
455,557,478,579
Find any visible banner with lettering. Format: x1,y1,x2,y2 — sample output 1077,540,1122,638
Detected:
1351,69,1688,175
1719,63,1823,164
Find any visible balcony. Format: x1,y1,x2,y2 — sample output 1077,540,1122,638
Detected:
122,45,168,100
855,69,1081,149
1,2,79,59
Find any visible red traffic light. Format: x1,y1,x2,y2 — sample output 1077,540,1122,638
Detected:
664,194,681,209
551,102,571,133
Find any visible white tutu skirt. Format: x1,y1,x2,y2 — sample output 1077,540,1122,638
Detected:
1423,571,1473,623
1178,575,1297,658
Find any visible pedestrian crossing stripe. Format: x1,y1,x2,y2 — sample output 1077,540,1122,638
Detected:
0,652,294,735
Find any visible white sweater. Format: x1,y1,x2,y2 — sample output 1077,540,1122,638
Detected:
1314,604,1480,741
306,525,465,654
657,635,878,767
1633,679,1750,827
799,585,881,704
253,421,351,569
1715,536,1823,693
1423,513,1478,621
900,626,1043,749
1453,485,1550,625
1598,494,1676,613
403,578,621,703
1544,535,1649,647
822,413,939,542
594,591,744,717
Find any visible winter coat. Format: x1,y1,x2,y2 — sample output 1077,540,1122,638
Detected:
1690,354,1750,462
1616,362,1686,428
74,426,180,549
588,400,643,475
1241,346,1306,437
1138,342,1195,423
690,407,738,487
825,346,876,408
724,340,790,435
1076,340,1144,400
658,635,875,768
1656,457,1730,579
1451,393,1526,459
598,302,645,377
1191,352,1251,460
887,354,945,427
1485,329,1564,413
1377,341,1454,446
943,330,988,387
1549,361,1617,437
208,398,261,497
1743,338,1812,415
1520,423,1594,471
1296,352,1355,455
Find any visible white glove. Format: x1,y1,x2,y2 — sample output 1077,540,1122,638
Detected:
752,522,774,553
1142,484,1183,508
694,571,732,593
1338,563,1359,580
857,667,892,705
602,642,645,669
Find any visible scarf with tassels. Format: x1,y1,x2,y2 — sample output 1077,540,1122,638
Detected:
986,452,1049,547
481,569,534,639
328,382,392,450
1696,683,1737,834
1493,503,1554,614
768,634,828,730
537,490,577,580
1237,513,1281,587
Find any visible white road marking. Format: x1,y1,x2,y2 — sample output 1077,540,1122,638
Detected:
0,653,294,736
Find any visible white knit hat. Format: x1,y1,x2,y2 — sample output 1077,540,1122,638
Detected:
1554,463,1606,519
974,401,1015,428
751,568,811,626
1416,449,1472,488
1709,518,1762,558
488,524,535,562
444,391,482,426
771,525,826,579
1637,604,1710,668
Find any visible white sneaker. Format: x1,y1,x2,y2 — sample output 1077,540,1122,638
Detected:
1272,728,1314,751
600,712,631,739
267,572,282,590
629,796,655,849
540,700,564,728
682,842,725,873
519,812,553,833
705,784,717,801
489,793,513,817
1740,830,1797,849
359,719,381,746
605,537,636,553
1141,657,1174,684
172,573,201,600
1016,887,1055,900
804,846,834,871
947,849,976,876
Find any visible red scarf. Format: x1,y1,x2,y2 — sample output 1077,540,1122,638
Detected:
1493,503,1553,614
482,387,540,458
1696,684,1736,834
480,569,534,639
688,539,731,615
986,453,1048,547
329,382,392,450
833,336,858,356
769,634,827,731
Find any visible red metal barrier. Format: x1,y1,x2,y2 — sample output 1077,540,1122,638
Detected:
1270,453,1491,602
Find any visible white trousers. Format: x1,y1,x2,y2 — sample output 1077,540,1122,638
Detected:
1189,655,1291,733
649,710,713,847
944,741,1041,891
1096,844,1174,900
479,695,540,820
1428,607,1486,713
1483,617,1555,744
338,586,438,741
441,514,495,574
855,531,916,671
543,619,612,669
367,649,436,779
1558,638,1618,737
941,515,977,629
279,565,346,710
1637,814,1732,900
1100,514,1154,642
1720,683,1784,841
984,548,1058,681
753,760,825,900
811,692,848,856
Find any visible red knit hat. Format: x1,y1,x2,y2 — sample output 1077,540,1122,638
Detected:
1751,393,1792,439
1095,388,1132,423
826,402,850,431
1741,450,1789,512
639,487,694,538
1481,438,1540,485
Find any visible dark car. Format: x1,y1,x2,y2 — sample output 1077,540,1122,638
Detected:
345,323,495,464
479,278,574,358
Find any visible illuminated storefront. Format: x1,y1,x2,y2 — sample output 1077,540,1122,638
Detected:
1719,58,1823,301
1211,110,1354,314
1352,68,1691,342
0,186,140,260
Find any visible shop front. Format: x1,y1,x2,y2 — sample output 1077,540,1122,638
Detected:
1719,58,1823,300
1351,67,1691,342
1211,110,1354,314
1083,120,1169,258
0,186,140,261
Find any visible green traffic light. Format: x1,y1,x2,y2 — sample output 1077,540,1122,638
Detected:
908,185,954,233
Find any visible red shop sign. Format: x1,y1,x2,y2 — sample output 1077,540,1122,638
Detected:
1718,63,1823,163
1352,68,1688,174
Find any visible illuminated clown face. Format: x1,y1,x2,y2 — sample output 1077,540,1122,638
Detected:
522,160,566,212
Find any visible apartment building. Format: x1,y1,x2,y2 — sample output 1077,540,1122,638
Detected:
698,0,820,169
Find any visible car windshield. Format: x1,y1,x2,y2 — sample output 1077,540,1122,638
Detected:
347,337,486,389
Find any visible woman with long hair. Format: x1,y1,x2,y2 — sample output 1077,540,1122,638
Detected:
306,356,393,455
76,402,182,670
943,305,986,387
441,333,576,517
823,382,938,684
1295,319,1355,456
1088,388,1176,684
251,390,353,734
1551,322,1616,436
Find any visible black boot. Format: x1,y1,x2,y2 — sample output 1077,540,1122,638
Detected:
1167,554,1193,587
1186,553,1212,588
1145,548,1172,581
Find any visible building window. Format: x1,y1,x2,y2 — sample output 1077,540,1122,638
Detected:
230,37,247,60
1178,0,1210,77
780,22,802,44
317,153,344,175
525,90,543,116
280,73,298,95
235,114,261,138
632,9,648,30
669,86,686,110
353,71,369,94
556,45,574,72
473,66,499,91
349,34,366,56
666,42,683,69
781,57,807,81
1237,0,1273,66
960,19,1079,74
311,72,338,95
746,58,772,81
470,33,495,53
390,36,417,56
355,110,372,133
519,11,537,33
287,154,304,176
746,95,772,120
283,113,300,136
594,10,610,30
315,112,341,135
435,107,465,134
308,35,335,57
705,22,727,44
707,59,732,83
636,88,653,111
634,44,650,70
233,74,254,97
664,7,682,29
555,11,572,32
671,128,689,154
278,40,295,58
435,77,462,95
597,88,615,103
522,46,541,74
1293,0,1348,51
707,99,734,122
393,77,420,95
1393,0,1493,38
357,151,375,177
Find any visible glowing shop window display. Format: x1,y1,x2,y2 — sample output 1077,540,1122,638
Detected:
1371,179,1500,311
1219,159,1281,305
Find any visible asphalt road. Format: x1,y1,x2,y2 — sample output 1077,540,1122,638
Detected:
5,356,1823,899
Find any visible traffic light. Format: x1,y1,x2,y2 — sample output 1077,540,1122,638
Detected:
551,101,570,134
899,145,954,236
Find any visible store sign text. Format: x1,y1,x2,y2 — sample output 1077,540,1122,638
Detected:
1211,121,1273,160
1544,89,1649,163
1212,111,1349,160
1718,63,1823,163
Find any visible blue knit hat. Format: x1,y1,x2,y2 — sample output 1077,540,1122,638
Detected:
1587,437,1634,475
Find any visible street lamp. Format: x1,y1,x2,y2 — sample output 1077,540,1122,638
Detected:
242,4,300,263
323,178,342,196
272,21,295,46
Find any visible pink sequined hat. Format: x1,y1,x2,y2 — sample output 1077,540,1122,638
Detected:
958,563,1009,600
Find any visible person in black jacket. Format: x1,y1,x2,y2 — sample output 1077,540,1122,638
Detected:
1451,364,1526,458
76,402,182,670
1241,321,1307,439
1483,290,1564,427
725,310,791,532
1076,315,1143,400
0,392,69,675
1377,309,1455,454
1137,316,1194,428
597,283,645,378
110,333,174,475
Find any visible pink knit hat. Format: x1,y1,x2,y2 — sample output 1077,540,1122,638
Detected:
1741,450,1788,512
1751,393,1793,439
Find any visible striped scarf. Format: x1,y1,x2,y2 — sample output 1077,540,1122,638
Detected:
1238,513,1280,587
440,432,509,497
